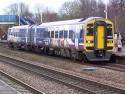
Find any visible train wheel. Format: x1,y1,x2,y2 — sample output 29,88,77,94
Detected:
24,45,30,51
82,54,88,63
71,52,76,61
78,52,83,61
8,43,14,49
110,54,116,63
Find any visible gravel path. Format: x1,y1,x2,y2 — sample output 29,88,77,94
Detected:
0,46,125,85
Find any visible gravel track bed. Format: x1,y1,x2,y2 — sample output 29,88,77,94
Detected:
0,46,125,86
0,61,84,94
0,72,33,94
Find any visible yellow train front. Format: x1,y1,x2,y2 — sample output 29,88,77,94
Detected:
84,18,114,61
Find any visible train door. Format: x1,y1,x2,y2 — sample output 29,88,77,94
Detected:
97,26,104,49
31,28,35,45
95,21,106,50
75,25,79,49
27,28,31,44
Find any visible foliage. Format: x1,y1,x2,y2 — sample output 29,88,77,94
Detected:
4,0,125,32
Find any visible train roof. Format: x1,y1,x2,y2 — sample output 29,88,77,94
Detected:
11,25,29,29
10,25,47,29
40,17,106,26
32,25,47,28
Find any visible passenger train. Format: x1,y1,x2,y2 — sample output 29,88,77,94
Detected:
7,17,115,62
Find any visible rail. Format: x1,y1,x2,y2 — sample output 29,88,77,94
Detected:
0,54,124,94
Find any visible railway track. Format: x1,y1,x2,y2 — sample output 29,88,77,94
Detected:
102,63,125,72
0,69,45,94
0,41,125,73
0,54,124,94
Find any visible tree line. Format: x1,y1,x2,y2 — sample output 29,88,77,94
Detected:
4,0,125,32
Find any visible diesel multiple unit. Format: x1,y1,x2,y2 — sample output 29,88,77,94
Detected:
7,17,115,62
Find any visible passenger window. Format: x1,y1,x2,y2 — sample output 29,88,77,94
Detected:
59,30,63,38
87,28,93,36
36,28,48,38
43,32,48,38
48,31,50,38
51,31,54,38
80,29,84,38
20,29,26,37
64,30,68,38
55,31,58,38
69,30,74,39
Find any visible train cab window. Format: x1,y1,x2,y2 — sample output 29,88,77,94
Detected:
80,29,84,38
87,28,93,36
86,27,94,36
107,28,112,38
69,30,74,39
64,30,68,38
51,31,54,38
59,30,63,38
55,31,58,38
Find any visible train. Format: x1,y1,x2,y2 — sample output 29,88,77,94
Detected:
7,17,115,62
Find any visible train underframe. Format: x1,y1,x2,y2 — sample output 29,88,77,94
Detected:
8,42,113,62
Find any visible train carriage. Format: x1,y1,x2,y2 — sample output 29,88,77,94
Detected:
7,25,49,51
26,26,48,47
7,25,29,48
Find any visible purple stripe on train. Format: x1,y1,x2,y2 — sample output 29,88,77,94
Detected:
79,45,84,50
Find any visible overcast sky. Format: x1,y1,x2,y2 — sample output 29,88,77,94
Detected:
0,0,75,14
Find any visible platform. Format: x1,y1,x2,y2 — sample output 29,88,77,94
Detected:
113,47,125,57
0,80,20,94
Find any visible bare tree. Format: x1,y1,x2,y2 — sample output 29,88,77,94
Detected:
59,0,81,20
108,0,125,32
59,0,104,19
34,4,44,24
5,2,32,17
42,8,59,22
34,5,60,23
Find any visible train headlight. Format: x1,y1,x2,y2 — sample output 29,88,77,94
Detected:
86,40,94,44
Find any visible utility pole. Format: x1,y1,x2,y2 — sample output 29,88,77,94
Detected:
18,0,20,25
105,0,108,19
96,0,99,15
115,15,117,32
41,10,42,23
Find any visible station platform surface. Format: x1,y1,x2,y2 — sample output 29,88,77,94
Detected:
0,80,20,94
113,47,125,57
